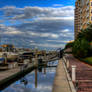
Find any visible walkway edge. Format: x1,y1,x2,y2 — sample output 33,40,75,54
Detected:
0,65,37,90
52,59,71,92
63,57,76,92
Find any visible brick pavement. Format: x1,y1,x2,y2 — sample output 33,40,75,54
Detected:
65,54,92,92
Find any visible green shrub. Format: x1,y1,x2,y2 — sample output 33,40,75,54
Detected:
83,57,92,65
72,24,92,58
65,42,74,49
77,24,92,42
72,39,90,58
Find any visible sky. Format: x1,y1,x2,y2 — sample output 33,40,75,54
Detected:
0,0,75,50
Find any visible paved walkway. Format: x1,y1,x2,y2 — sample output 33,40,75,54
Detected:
0,68,20,81
0,63,35,82
65,54,92,92
52,59,71,92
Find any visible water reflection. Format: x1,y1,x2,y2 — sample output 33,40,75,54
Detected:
1,60,58,92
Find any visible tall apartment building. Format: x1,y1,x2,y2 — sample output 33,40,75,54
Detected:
75,0,92,39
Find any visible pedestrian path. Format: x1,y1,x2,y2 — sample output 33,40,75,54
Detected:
65,54,92,92
0,68,20,82
52,59,71,92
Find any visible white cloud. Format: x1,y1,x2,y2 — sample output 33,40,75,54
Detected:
0,24,23,35
61,29,70,33
30,43,64,48
28,31,59,38
36,17,74,21
0,24,59,38
47,40,68,43
0,6,74,20
60,32,74,37
4,30,22,35
0,5,74,49
30,40,34,43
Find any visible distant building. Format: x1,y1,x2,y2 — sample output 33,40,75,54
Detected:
75,0,92,39
1,44,15,52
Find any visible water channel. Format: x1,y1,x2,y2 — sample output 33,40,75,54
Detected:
1,60,58,92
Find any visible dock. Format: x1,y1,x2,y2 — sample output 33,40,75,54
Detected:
0,49,59,90
0,55,58,90
0,63,37,90
52,59,73,92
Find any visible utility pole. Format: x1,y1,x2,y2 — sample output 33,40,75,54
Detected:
35,46,38,88
0,35,1,46
44,49,46,74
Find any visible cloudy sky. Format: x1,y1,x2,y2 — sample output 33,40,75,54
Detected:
0,0,75,50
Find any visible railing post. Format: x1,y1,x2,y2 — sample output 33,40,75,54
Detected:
67,60,69,69
72,65,76,82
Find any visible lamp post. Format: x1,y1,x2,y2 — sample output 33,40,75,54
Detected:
35,46,38,88
44,48,47,74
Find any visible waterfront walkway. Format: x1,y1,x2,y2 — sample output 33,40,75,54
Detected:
52,59,71,92
0,67,20,81
65,54,92,92
0,63,37,90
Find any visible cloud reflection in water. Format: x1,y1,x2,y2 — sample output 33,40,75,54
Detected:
2,61,57,92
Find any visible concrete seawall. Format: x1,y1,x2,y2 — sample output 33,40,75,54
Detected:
0,64,37,90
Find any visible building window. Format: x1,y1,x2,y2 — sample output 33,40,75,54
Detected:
91,16,92,21
91,2,92,6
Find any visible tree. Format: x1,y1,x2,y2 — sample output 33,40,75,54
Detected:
72,39,90,58
65,42,74,49
77,24,92,41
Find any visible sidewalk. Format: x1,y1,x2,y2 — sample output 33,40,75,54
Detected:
0,68,20,81
65,54,92,92
52,59,71,92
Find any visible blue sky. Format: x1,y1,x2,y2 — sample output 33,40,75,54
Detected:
0,0,75,7
0,0,75,50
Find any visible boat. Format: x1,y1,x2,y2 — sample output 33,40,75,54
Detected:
1,44,19,61
2,52,19,61
0,52,5,63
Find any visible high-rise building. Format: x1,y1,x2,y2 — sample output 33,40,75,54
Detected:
75,0,92,39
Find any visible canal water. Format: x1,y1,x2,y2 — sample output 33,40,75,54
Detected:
1,60,58,92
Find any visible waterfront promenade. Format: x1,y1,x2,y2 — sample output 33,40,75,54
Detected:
0,54,58,90
0,67,20,81
52,59,72,92
0,63,37,90
65,54,92,92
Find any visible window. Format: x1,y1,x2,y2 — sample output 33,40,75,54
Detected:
91,2,92,6
91,16,92,21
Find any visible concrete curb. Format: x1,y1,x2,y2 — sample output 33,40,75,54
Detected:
0,65,37,90
62,57,76,92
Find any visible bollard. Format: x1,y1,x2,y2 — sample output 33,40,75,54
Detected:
67,60,69,69
72,65,76,82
